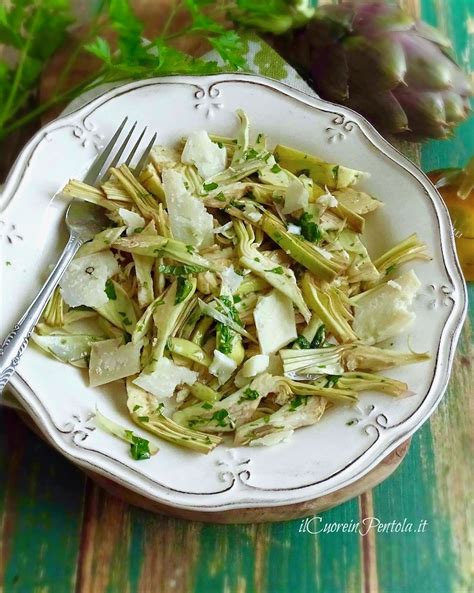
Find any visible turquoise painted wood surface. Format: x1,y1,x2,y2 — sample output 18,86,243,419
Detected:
0,1,472,592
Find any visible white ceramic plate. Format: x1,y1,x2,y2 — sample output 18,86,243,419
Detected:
0,74,467,513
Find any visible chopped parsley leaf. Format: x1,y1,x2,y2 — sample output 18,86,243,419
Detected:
188,416,204,429
159,264,205,276
175,276,193,304
311,324,326,349
104,279,117,300
216,295,242,354
128,434,152,460
212,409,230,427
324,375,341,388
293,335,311,349
218,296,242,325
299,212,322,243
118,311,132,325
265,266,284,275
289,395,308,411
244,147,259,160
239,387,260,403
216,323,234,355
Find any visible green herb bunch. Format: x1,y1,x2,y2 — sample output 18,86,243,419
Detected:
0,0,285,142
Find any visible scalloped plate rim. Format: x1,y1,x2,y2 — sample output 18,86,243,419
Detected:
1,73,468,512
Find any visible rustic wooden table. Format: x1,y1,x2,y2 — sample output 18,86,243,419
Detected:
0,1,473,591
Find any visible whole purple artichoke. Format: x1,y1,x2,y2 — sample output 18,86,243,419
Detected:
278,2,472,141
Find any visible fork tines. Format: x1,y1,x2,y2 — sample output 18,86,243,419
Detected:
83,117,157,187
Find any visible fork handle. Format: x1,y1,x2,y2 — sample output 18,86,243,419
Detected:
0,233,83,393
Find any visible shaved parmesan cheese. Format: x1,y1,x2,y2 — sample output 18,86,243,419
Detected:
209,350,238,385
220,265,243,294
353,270,421,344
253,290,297,354
181,130,226,179
162,169,214,248
241,354,270,378
118,208,145,236
287,223,301,235
317,189,338,208
133,357,198,399
387,280,402,291
89,338,141,387
283,179,309,214
249,430,294,447
60,251,118,308
213,221,233,235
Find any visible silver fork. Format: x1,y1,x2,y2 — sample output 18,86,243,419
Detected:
0,118,157,392
284,371,323,382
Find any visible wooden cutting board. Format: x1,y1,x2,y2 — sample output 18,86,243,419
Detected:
27,0,412,522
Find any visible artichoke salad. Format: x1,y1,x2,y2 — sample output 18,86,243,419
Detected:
34,110,431,458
